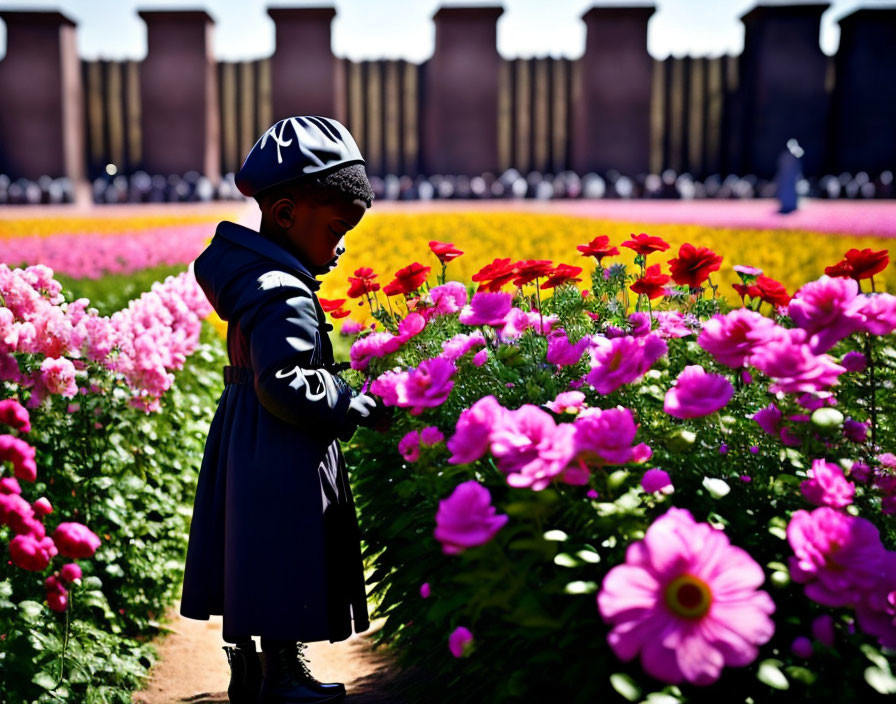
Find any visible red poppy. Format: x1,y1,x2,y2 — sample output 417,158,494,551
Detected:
826,248,889,281
751,275,791,308
732,283,750,302
318,297,347,313
329,309,351,319
429,240,464,265
347,268,381,298
472,258,520,292
513,260,554,287
824,260,854,279
630,264,670,299
577,235,619,264
667,243,723,288
541,263,583,290
621,233,670,256
383,262,431,296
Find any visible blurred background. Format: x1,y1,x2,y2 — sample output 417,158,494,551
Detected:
0,0,893,205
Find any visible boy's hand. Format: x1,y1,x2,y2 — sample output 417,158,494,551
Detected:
348,394,377,422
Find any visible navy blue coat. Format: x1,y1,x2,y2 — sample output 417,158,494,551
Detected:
179,221,370,643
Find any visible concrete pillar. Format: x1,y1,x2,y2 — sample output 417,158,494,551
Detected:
267,7,338,122
831,9,896,175
738,3,829,178
138,10,219,180
0,11,85,182
572,6,655,176
421,6,503,175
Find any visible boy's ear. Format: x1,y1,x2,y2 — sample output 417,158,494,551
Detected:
270,197,295,229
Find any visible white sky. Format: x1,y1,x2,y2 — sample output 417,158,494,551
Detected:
0,0,890,62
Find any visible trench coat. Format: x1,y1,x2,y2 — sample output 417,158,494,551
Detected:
179,220,370,643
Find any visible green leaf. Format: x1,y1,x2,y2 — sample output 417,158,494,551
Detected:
554,553,579,568
702,477,730,498
757,659,789,690
32,671,58,690
609,672,641,701
18,600,44,620
575,549,600,564
543,530,568,542
563,580,598,595
865,666,896,694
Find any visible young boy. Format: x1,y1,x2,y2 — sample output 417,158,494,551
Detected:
180,116,378,704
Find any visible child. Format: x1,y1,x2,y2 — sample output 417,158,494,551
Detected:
180,116,379,704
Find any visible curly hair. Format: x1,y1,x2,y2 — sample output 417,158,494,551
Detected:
255,164,374,208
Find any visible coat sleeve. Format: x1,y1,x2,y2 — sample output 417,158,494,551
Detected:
243,271,357,440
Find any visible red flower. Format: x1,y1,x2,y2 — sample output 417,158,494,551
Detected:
472,258,519,292
621,233,670,256
752,275,791,308
630,264,670,299
823,260,854,279
825,248,889,281
330,309,351,319
732,283,750,302
346,268,381,299
318,297,347,313
668,243,723,288
429,240,464,265
577,235,620,264
383,262,431,296
513,260,554,287
541,264,583,290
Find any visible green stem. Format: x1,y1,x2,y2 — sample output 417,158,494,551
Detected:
866,332,878,448
53,591,71,689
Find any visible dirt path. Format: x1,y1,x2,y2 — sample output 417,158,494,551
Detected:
131,601,407,704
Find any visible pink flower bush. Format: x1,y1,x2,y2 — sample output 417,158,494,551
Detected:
546,329,591,367
434,480,508,554
0,399,30,433
441,332,486,361
664,365,734,419
447,396,506,465
38,357,78,399
428,282,468,317
458,292,513,327
860,293,896,336
586,334,668,395
52,522,102,559
9,533,58,571
800,459,855,507
788,276,867,353
749,328,845,394
545,390,586,414
698,309,780,368
371,358,456,416
449,626,474,657
573,406,640,465
350,332,400,370
0,434,37,482
597,508,775,685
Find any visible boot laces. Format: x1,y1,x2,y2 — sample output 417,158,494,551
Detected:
288,642,319,684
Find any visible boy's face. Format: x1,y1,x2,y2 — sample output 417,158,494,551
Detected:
269,190,368,274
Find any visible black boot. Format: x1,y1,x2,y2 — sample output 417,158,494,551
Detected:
258,641,345,703
223,640,263,704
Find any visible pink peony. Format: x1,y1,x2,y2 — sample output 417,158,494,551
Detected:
340,319,364,336
860,293,896,336
420,426,444,446
399,358,456,415
32,497,53,516
441,332,486,361
396,313,426,344
489,405,577,490
472,349,488,367
752,403,782,436
664,365,734,419
9,532,58,571
586,334,668,395
597,508,775,685
0,476,21,494
458,292,513,327
398,431,421,462
653,311,694,339
697,309,781,368
641,468,673,494
854,556,896,649
434,480,508,554
0,434,37,482
573,406,639,465
60,562,83,583
349,332,400,371
447,396,507,465
0,398,30,433
788,276,867,353
787,507,889,607
39,357,78,398
749,328,845,394
545,391,586,415
0,492,34,533
546,329,591,367
800,459,855,507
428,282,467,317
448,626,474,658
52,522,102,559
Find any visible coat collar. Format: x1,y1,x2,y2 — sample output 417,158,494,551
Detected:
214,221,321,291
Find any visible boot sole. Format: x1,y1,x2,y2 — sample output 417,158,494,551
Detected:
257,694,344,704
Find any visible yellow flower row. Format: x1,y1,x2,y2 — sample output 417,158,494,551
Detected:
0,212,236,238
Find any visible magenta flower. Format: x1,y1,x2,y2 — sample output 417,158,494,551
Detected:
0,476,21,495
60,562,83,583
641,468,673,494
753,404,782,436
349,332,400,371
664,365,734,419
372,358,456,416
447,396,507,465
52,522,102,559
812,614,835,647
420,426,444,446
32,497,53,516
546,329,591,367
441,332,486,361
398,431,421,462
340,319,364,336
698,309,781,368
545,391,586,415
420,582,431,599
842,419,868,443
597,508,775,685
458,291,513,327
573,406,639,465
472,349,488,367
750,328,845,394
788,276,866,353
448,626,474,658
800,459,855,507
841,351,867,372
628,312,651,337
429,282,467,317
860,293,896,336
434,480,508,554
489,405,577,491
9,532,58,571
0,434,37,482
396,313,426,344
653,311,694,339
39,356,78,398
791,636,813,659
586,334,668,395
787,507,889,607
849,461,872,483
0,398,30,433
854,556,896,649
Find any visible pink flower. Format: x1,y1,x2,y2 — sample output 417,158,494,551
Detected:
641,468,673,494
800,459,855,507
9,532,58,571
791,636,813,659
854,556,896,649
340,319,364,336
441,332,486,361
349,332,400,371
753,404,782,436
653,311,693,339
860,293,896,336
586,334,668,395
39,357,78,398
812,614,835,647
546,391,586,414
32,497,53,516
0,476,21,495
573,407,639,465
458,292,513,327
664,365,734,419
420,426,444,446
750,328,845,394
447,396,506,465
788,276,866,353
546,330,591,367
841,351,866,372
60,562,83,583
472,349,488,367
396,313,426,344
420,582,431,599
597,508,775,685
843,419,867,443
628,312,651,337
400,358,456,415
849,461,872,483
0,492,35,534
428,282,467,317
0,398,30,433
489,405,577,490
434,480,508,554
52,522,102,559
698,310,781,368
448,626,474,658
787,507,889,607
0,434,37,482
398,431,421,462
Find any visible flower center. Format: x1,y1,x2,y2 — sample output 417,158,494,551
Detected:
608,351,623,371
664,574,712,620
